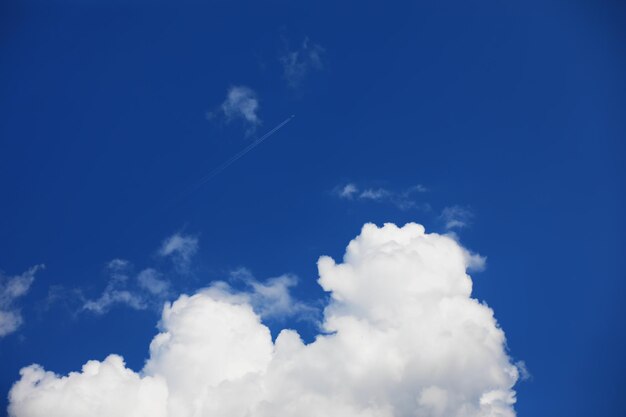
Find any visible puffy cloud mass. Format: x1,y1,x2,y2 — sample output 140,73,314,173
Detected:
8,223,520,417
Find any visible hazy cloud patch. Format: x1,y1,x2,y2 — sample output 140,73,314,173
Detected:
82,261,147,314
441,205,473,230
0,265,44,337
334,182,429,211
280,37,325,88
158,233,199,272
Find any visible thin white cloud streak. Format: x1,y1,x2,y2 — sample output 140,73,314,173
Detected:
9,223,521,417
0,265,44,337
280,37,325,88
335,182,429,211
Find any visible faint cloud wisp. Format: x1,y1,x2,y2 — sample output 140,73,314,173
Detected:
159,233,199,273
280,37,325,88
440,205,473,230
0,264,44,337
334,182,429,211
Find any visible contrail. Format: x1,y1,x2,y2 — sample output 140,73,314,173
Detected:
178,114,295,200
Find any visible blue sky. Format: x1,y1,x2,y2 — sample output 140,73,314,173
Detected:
1,0,625,416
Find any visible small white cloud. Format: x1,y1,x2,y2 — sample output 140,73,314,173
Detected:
219,86,261,133
334,182,429,211
336,183,359,199
441,205,473,230
159,233,198,272
515,360,532,381
137,269,170,296
82,262,169,315
215,267,317,322
359,188,391,201
107,259,130,271
0,264,44,337
280,37,325,88
83,286,146,315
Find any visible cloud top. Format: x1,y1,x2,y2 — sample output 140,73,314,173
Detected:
8,223,520,417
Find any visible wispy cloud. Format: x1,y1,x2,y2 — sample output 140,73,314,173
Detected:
82,260,147,314
334,182,429,211
515,360,532,381
0,264,44,337
227,267,318,322
208,86,261,135
440,205,473,230
337,183,358,199
52,234,196,316
82,265,172,315
51,233,318,325
280,37,325,88
137,268,170,296
158,233,198,273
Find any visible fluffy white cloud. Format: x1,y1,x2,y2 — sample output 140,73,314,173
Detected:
9,356,168,417
219,86,261,132
9,223,520,417
0,265,44,337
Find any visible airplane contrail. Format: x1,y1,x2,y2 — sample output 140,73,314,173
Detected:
178,114,295,200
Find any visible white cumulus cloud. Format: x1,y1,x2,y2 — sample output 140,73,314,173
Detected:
8,223,520,417
0,264,44,337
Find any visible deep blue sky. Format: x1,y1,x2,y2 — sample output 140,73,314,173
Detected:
1,0,625,416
